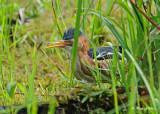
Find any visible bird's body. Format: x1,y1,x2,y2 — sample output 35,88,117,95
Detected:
47,28,122,82
88,46,122,60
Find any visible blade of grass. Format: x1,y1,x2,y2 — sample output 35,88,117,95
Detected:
70,0,82,86
27,44,38,114
125,49,157,112
106,0,115,16
89,11,129,50
110,49,119,114
51,0,62,37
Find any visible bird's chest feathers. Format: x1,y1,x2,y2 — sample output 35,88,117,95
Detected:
78,50,95,67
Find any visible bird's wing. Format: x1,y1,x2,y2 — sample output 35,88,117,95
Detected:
88,46,122,60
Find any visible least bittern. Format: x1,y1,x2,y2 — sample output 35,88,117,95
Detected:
47,28,122,82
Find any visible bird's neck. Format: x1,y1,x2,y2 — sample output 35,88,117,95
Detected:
78,36,90,54
77,36,95,65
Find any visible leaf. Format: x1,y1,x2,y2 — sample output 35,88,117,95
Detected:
7,82,16,98
17,83,26,94
81,95,89,103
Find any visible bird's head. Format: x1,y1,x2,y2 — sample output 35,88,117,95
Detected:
47,28,89,50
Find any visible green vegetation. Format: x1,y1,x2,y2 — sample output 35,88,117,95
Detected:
0,0,160,113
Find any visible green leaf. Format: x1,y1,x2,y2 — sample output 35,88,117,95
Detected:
17,83,26,94
7,82,16,98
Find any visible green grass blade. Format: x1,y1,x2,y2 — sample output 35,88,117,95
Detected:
125,49,157,112
70,0,82,85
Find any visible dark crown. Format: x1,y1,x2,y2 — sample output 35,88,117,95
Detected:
63,28,83,40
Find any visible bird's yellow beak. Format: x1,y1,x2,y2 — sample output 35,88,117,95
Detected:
46,40,73,48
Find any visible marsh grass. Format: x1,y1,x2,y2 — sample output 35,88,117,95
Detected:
70,0,83,86
0,0,160,114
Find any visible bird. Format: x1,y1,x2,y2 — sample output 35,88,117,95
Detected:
47,28,123,82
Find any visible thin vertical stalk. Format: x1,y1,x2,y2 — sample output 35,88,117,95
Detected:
70,0,82,86
51,0,62,37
